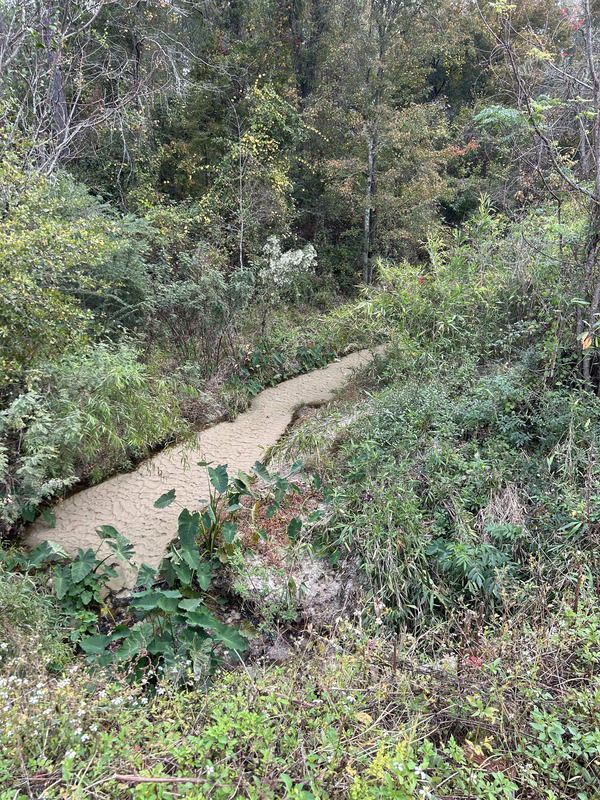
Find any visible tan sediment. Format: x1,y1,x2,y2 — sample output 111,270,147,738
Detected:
26,347,383,586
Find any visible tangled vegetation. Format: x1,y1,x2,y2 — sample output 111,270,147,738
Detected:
3,0,600,796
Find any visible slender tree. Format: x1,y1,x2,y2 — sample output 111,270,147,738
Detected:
481,0,600,388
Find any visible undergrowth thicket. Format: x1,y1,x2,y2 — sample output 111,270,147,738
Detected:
2,199,600,799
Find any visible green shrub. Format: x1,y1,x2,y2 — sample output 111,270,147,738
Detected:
1,601,598,799
0,563,71,669
1,343,188,529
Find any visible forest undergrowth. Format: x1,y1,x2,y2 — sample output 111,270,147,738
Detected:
2,199,600,799
3,1,600,793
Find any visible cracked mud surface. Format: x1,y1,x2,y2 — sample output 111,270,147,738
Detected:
26,347,382,586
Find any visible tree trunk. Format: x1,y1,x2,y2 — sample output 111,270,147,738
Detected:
363,130,377,284
580,112,591,181
582,0,600,389
40,0,69,160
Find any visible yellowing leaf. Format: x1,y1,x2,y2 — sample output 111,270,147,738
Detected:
582,333,592,350
355,711,373,726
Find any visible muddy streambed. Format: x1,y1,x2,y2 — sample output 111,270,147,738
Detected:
26,347,383,587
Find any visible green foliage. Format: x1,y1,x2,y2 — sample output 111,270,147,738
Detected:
0,560,71,669
1,601,598,798
77,460,305,677
0,166,154,386
268,200,600,628
198,83,304,260
146,243,253,367
312,351,600,626
1,461,305,682
3,4,600,796
0,343,187,530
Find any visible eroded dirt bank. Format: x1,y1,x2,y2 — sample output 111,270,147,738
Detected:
26,347,382,584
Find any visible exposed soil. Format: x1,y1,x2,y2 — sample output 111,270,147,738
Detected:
25,347,384,587
236,483,323,567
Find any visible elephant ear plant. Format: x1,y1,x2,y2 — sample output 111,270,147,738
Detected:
1,531,134,642
82,458,307,680
6,459,309,682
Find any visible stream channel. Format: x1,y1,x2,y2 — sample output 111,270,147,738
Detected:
26,346,383,587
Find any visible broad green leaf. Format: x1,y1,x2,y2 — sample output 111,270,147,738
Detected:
253,461,271,483
208,464,229,494
155,589,183,613
79,634,112,655
290,460,305,474
105,533,135,562
147,634,176,657
287,518,302,541
53,565,71,600
308,509,325,523
173,559,192,587
96,525,120,540
178,598,204,612
186,607,219,628
312,472,322,490
131,591,160,611
80,590,92,606
21,505,36,523
274,477,288,503
154,489,176,509
196,562,212,591
180,543,202,572
28,540,67,566
71,549,97,584
114,635,143,662
178,509,199,550
42,508,56,527
223,521,237,544
110,625,131,640
210,621,248,652
266,503,278,520
234,471,252,491
161,556,177,588
179,627,210,648
136,563,157,589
